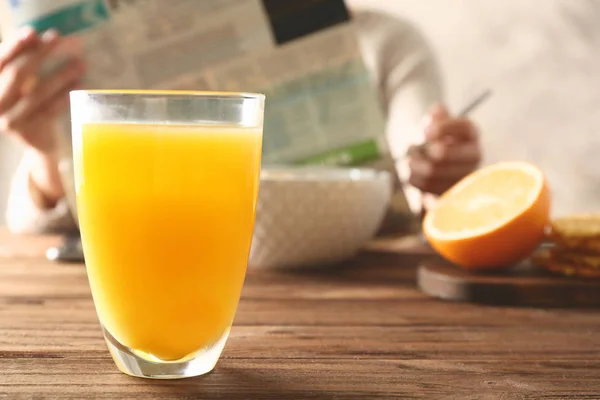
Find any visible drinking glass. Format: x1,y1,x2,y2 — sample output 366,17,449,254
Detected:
69,90,265,379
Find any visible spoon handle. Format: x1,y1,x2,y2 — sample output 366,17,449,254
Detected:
457,89,492,117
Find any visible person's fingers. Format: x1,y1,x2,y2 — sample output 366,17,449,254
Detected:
422,103,451,140
407,161,458,195
426,141,481,165
11,81,77,152
0,30,61,114
429,103,450,122
407,154,478,195
44,93,71,118
408,174,456,196
409,154,476,181
44,80,82,117
0,58,84,131
0,26,39,70
19,30,67,97
425,118,478,142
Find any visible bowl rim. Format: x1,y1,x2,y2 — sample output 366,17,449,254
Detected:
260,166,391,182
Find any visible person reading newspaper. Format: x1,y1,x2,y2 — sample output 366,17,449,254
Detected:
1,9,481,234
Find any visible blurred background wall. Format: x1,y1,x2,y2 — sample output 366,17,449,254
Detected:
0,0,598,224
349,0,600,217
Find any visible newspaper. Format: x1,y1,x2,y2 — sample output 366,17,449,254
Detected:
0,0,388,167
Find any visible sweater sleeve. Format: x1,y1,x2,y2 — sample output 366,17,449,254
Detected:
354,9,445,215
5,153,77,235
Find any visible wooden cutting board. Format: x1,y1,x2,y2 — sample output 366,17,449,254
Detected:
417,258,600,308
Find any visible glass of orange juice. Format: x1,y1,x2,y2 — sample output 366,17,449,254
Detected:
69,90,265,379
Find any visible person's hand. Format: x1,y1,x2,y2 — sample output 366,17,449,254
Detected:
0,27,85,155
0,27,85,209
407,104,481,197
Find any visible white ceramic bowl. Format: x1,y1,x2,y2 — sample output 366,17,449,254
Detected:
248,166,392,270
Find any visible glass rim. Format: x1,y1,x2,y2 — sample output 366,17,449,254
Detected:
69,90,265,101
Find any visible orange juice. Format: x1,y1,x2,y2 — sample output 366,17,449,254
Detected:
76,123,262,361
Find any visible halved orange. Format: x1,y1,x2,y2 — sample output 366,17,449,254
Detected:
423,161,551,270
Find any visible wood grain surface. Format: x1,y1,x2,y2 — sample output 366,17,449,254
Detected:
1,231,600,399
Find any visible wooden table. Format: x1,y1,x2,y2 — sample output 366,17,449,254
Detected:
1,231,599,399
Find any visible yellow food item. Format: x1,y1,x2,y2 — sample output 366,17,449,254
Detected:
76,123,262,361
531,247,600,278
547,213,600,252
423,161,550,270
